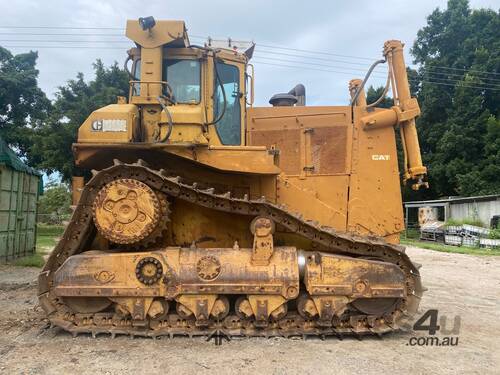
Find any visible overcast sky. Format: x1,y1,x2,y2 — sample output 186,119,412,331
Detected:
1,0,498,106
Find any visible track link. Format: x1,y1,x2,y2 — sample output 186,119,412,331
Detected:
38,160,424,339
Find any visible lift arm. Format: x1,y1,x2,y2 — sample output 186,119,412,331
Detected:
352,40,428,190
384,40,427,190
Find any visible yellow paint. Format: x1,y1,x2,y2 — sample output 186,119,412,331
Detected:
73,18,427,245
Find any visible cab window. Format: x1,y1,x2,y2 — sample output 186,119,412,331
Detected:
214,62,241,145
132,58,141,95
163,59,201,103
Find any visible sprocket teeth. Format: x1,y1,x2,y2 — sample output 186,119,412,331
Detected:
168,176,181,183
44,160,424,339
92,178,162,245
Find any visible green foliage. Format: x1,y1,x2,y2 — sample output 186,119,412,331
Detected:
11,253,45,267
401,239,499,256
0,48,129,181
402,228,420,239
37,224,65,237
409,0,500,198
30,60,129,181
38,182,71,215
445,217,486,227
36,224,63,256
0,47,51,158
366,86,393,108
489,229,500,239
1,2,499,199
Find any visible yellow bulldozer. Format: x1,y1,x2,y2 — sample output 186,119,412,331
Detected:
39,17,427,338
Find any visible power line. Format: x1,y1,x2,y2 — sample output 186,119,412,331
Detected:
252,60,500,91
419,68,500,83
0,26,124,30
255,49,386,69
254,55,388,78
5,36,498,82
3,42,498,89
251,59,386,80
2,45,124,49
1,27,498,84
0,39,129,43
195,35,500,77
0,32,125,36
190,34,377,62
422,64,500,77
1,26,498,77
253,55,500,87
5,38,499,84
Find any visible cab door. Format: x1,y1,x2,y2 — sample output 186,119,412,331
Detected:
211,59,246,146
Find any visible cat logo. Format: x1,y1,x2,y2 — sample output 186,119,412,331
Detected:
372,154,390,161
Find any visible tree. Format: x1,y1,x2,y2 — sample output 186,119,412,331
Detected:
366,85,392,108
37,182,72,224
0,47,51,157
31,60,129,181
409,0,500,198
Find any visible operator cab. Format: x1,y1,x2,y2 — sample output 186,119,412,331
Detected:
125,19,249,147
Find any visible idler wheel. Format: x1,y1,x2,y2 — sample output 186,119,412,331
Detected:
64,297,112,313
93,179,161,244
351,297,400,315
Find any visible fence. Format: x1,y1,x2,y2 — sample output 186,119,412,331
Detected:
36,213,71,225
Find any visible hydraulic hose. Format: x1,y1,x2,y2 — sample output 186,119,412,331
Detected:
156,96,174,143
367,70,392,108
350,59,387,107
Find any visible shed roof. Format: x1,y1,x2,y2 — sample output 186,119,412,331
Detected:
0,136,41,176
404,194,500,208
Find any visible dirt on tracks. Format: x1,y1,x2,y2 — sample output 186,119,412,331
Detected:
0,247,499,375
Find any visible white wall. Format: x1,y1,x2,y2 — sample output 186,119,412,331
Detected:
449,199,500,227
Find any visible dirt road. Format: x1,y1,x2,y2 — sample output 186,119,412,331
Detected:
1,247,499,375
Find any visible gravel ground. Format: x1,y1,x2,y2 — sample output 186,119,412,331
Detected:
0,246,499,375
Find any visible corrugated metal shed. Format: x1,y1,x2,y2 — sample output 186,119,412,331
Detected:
0,137,41,261
404,195,500,228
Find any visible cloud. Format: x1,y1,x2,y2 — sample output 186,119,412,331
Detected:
1,0,497,105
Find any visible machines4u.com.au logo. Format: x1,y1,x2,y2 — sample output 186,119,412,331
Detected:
406,309,460,346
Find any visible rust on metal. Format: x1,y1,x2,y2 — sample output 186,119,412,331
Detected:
38,17,427,339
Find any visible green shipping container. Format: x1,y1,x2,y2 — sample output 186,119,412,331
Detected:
0,137,41,261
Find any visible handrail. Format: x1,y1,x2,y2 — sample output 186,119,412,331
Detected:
128,80,174,100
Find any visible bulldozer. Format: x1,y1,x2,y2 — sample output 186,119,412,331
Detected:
38,17,428,338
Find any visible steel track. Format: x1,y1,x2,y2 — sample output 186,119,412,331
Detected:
38,160,424,338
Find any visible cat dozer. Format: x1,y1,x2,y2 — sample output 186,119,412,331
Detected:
39,17,428,338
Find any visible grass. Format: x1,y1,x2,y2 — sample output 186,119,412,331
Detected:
445,218,486,227
402,228,420,240
9,225,64,268
36,224,63,255
401,238,500,256
37,224,65,237
11,253,46,267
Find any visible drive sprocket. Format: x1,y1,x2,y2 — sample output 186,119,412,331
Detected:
93,178,161,245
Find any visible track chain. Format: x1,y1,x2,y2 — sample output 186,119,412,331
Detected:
38,160,424,339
